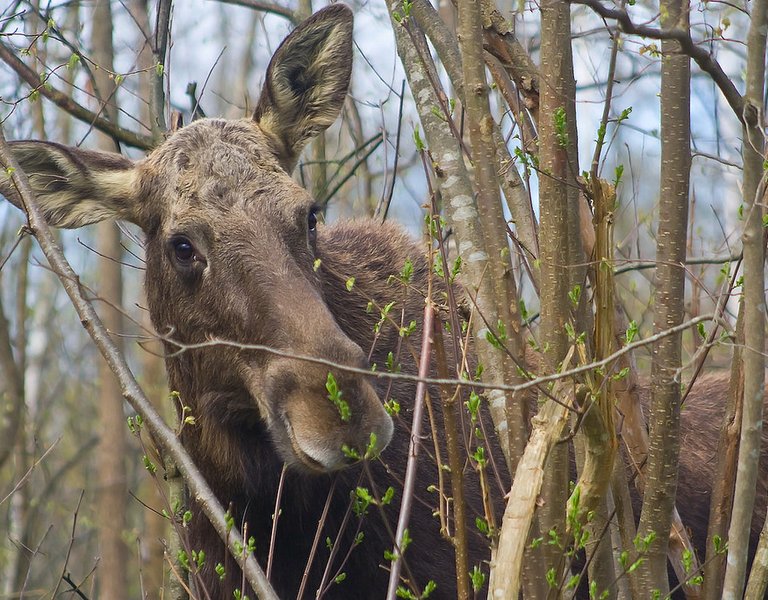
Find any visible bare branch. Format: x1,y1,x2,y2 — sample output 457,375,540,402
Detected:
0,41,154,150
488,349,576,599
385,302,434,600
213,0,297,24
151,312,718,400
572,0,752,126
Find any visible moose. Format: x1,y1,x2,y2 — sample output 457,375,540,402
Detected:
1,4,766,599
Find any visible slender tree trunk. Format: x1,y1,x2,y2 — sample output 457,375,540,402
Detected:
635,0,691,592
702,305,744,599
386,1,525,475
0,243,28,596
723,0,767,593
537,0,581,588
129,1,169,595
91,1,130,597
455,0,527,478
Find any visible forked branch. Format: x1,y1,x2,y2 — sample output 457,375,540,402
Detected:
572,0,751,126
0,41,154,150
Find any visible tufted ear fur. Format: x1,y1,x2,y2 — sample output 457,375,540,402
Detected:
0,141,144,229
253,4,353,172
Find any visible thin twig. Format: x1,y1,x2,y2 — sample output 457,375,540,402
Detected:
155,312,717,398
377,79,406,222
573,0,750,126
266,464,287,581
0,41,154,149
296,476,337,599
385,301,435,600
62,574,90,600
214,0,297,24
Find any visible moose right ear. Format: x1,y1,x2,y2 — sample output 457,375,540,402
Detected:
253,4,353,172
0,140,144,229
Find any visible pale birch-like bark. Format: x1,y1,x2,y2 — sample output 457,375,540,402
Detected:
409,0,540,274
487,351,575,599
386,1,523,473
455,0,527,477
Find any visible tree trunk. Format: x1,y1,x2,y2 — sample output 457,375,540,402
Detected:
91,1,130,597
635,0,691,592
536,0,582,589
455,0,527,481
723,0,767,593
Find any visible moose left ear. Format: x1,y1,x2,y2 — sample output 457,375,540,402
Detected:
253,4,353,172
0,141,144,229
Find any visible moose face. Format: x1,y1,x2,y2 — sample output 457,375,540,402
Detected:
0,4,393,473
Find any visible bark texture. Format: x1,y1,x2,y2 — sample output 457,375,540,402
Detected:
536,0,582,584
635,0,691,592
91,2,130,597
724,0,767,593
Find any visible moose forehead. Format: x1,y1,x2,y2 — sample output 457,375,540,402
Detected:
143,118,311,226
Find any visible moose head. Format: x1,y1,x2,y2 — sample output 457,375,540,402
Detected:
1,4,393,478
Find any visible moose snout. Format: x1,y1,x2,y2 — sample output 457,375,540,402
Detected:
263,355,393,472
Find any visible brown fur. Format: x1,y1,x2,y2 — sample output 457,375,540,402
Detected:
670,373,768,555
1,5,766,599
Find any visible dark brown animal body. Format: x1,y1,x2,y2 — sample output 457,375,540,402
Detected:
673,374,768,556
2,5,767,599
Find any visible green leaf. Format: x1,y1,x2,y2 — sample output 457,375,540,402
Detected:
546,567,557,587
384,399,400,415
326,372,350,422
625,320,639,344
465,391,481,422
413,126,425,152
554,107,569,148
568,284,582,307
475,516,489,536
364,432,379,459
470,565,486,592
143,455,157,474
399,258,414,283
396,586,417,600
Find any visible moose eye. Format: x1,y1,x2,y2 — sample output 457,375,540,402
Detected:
307,208,318,233
172,237,195,263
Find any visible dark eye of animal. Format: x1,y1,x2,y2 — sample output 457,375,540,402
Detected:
307,208,317,232
172,236,195,263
